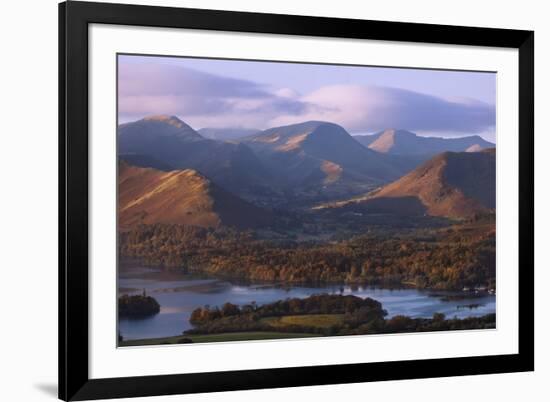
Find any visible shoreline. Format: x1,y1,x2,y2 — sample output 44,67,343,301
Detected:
119,313,497,347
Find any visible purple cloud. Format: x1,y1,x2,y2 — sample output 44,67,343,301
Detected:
118,62,308,127
273,85,496,135
118,61,495,137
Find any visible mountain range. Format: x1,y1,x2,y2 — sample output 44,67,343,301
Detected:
239,121,406,183
118,115,271,194
318,148,496,219
119,117,411,201
118,115,495,218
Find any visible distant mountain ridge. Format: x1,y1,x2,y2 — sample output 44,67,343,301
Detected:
317,149,496,219
354,129,494,156
118,116,496,209
118,161,274,229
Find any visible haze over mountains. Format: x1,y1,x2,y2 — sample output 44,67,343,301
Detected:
118,115,496,221
319,148,496,219
354,129,494,158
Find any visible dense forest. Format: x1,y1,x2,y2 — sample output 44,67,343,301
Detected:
119,217,495,290
185,294,495,336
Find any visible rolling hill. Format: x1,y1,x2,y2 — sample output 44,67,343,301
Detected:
118,161,274,229
317,149,496,219
118,115,271,194
354,129,495,157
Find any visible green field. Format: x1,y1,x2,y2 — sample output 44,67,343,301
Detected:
119,331,320,347
120,314,346,346
262,314,344,329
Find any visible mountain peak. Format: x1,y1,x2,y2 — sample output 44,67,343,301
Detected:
243,120,342,148
121,115,203,141
143,115,186,128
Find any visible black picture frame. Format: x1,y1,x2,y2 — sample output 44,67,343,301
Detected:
59,1,534,400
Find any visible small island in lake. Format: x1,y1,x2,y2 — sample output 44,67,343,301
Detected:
118,291,160,318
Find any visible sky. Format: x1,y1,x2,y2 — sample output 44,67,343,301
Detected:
118,54,497,141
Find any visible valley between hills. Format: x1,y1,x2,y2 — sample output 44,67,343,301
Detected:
117,115,496,345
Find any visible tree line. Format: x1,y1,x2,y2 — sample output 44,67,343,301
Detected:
119,220,495,290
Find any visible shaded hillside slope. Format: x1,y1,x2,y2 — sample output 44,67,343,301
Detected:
318,149,496,219
118,161,274,229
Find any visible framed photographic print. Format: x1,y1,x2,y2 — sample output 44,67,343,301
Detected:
59,1,534,400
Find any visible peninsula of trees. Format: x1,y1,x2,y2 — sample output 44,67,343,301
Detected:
185,294,495,337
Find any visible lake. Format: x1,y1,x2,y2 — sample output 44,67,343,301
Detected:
118,264,496,340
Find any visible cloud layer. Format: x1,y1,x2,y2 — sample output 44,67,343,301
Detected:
118,62,495,136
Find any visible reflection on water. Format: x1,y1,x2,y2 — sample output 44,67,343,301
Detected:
118,264,496,340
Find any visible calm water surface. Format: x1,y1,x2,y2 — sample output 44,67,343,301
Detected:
118,264,496,340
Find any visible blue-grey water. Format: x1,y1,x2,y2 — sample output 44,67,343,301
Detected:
118,265,496,340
